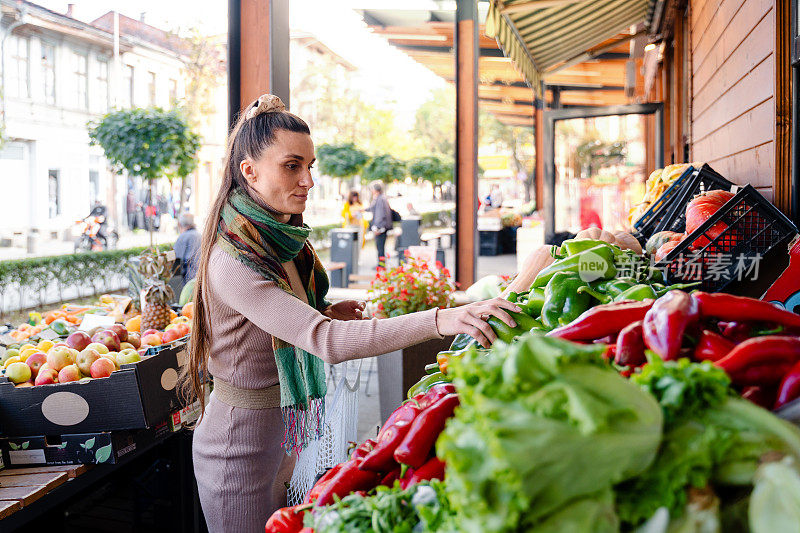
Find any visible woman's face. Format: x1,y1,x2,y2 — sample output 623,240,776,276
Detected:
240,130,315,222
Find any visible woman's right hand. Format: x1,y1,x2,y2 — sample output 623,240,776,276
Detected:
436,297,522,348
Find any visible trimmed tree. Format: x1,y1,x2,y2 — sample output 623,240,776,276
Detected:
317,143,369,194
88,108,201,247
408,156,453,199
362,154,406,184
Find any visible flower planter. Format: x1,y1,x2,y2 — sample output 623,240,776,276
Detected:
376,335,454,422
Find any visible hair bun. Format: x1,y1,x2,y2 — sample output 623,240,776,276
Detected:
245,94,286,120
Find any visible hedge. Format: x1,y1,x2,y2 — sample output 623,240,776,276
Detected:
0,209,454,315
0,245,172,317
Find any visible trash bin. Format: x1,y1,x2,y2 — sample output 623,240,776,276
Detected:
397,216,421,249
330,228,360,283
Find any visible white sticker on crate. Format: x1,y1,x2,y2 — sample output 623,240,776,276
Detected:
161,368,178,390
9,449,46,465
41,392,91,425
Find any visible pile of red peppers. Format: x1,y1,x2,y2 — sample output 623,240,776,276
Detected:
265,383,458,532
549,290,800,410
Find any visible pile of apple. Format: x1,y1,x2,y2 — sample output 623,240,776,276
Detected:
2,324,149,387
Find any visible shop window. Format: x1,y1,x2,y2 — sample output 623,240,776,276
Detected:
72,50,88,109
48,169,60,218
41,42,56,105
97,58,109,111
7,34,30,98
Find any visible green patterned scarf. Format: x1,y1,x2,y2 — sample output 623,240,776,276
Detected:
217,187,329,455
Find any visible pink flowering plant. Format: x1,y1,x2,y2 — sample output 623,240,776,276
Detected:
369,256,456,317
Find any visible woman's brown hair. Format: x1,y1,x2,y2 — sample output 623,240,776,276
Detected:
180,98,310,421
347,190,360,206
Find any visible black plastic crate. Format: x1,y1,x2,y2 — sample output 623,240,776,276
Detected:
657,185,798,293
632,165,697,239
652,164,736,235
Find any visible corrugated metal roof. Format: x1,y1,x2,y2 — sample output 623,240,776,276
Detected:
486,0,655,94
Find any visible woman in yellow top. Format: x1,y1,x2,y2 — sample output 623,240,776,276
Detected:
341,190,367,246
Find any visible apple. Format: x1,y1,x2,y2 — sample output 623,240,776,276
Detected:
47,346,76,372
34,367,58,385
91,330,121,352
143,329,160,337
65,331,91,351
119,342,135,351
86,342,109,355
16,382,34,388
141,333,162,346
1,348,19,366
127,332,141,349
107,324,128,343
57,364,81,383
161,328,182,343
76,348,101,376
175,323,191,337
90,357,116,378
6,361,32,384
26,351,48,378
52,342,68,348
100,353,119,369
116,349,141,365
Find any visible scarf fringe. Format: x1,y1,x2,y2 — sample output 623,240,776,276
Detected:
281,397,325,456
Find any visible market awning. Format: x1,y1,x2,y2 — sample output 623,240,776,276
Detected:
485,0,655,94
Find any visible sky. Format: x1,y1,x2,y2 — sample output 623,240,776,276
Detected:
32,0,448,124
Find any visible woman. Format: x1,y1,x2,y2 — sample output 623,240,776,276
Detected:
341,189,367,247
184,94,520,532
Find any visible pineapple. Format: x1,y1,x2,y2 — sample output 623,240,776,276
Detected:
140,280,174,332
136,249,175,331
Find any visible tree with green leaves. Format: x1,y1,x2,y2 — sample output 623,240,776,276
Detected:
408,155,453,199
362,154,406,184
480,111,535,202
413,87,455,158
88,108,201,247
317,143,369,196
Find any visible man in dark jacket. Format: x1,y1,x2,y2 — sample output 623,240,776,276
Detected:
366,182,393,267
173,213,201,282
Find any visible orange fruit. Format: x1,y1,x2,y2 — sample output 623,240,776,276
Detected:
126,315,141,332
181,302,194,320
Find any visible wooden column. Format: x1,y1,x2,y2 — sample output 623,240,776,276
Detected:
228,0,290,129
775,0,792,215
672,14,684,164
534,99,545,212
454,0,479,287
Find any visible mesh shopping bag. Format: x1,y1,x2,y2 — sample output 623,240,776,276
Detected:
286,359,362,506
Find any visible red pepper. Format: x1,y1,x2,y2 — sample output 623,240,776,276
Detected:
381,394,424,433
313,459,382,507
733,364,792,387
380,466,402,487
350,439,377,461
401,457,445,489
360,422,413,472
265,504,309,533
714,336,800,375
418,383,456,410
694,292,800,329
303,463,344,504
642,291,699,361
547,300,654,341
615,320,646,367
719,322,754,343
394,393,459,469
775,360,800,409
299,529,314,533
741,386,778,409
694,330,735,362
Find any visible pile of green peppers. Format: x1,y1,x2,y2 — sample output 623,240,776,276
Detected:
407,239,696,398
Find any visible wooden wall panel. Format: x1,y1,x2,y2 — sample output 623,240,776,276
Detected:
688,0,776,195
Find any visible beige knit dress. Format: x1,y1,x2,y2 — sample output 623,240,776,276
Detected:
192,246,442,532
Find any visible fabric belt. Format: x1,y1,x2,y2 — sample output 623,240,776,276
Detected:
212,378,282,409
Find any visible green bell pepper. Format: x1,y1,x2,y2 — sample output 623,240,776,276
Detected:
449,333,478,351
424,362,440,374
487,311,543,343
593,277,637,298
560,238,609,256
613,283,658,302
407,371,449,399
540,272,592,330
654,282,701,297
532,244,617,288
518,287,546,316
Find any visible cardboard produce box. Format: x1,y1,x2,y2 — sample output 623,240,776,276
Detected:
0,343,187,437
0,419,172,466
